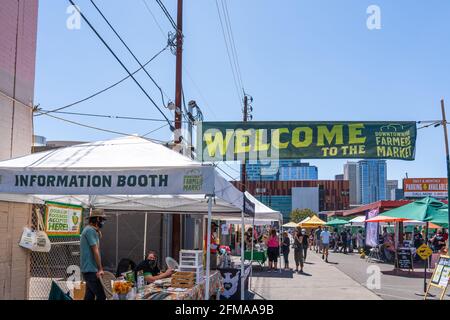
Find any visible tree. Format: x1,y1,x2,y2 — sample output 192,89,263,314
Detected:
290,208,316,223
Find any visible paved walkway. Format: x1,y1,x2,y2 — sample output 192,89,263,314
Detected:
248,249,381,300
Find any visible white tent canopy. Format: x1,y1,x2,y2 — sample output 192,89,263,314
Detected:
348,216,365,226
0,135,280,300
0,136,245,213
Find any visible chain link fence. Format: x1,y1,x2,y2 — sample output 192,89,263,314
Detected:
28,204,82,300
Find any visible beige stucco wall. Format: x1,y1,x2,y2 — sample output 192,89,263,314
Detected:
0,0,39,300
0,202,32,299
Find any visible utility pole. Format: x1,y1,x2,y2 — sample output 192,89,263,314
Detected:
172,0,183,260
241,95,248,192
440,99,450,251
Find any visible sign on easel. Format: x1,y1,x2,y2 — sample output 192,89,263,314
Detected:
425,255,450,300
396,248,414,271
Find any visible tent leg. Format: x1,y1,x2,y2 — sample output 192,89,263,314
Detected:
205,196,213,300
241,209,245,300
143,212,148,260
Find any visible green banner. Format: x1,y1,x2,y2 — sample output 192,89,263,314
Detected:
197,121,417,161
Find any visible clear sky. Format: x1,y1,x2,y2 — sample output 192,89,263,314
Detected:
33,0,450,184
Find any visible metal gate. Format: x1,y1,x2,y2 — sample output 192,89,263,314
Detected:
28,204,81,300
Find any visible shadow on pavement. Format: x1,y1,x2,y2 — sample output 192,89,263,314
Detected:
381,269,432,279
251,270,295,279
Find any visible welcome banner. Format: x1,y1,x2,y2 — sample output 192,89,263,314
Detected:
197,121,417,161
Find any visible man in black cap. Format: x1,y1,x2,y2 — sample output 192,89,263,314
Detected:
80,209,107,300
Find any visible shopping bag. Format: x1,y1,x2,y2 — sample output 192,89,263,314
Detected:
31,208,51,253
18,227,36,250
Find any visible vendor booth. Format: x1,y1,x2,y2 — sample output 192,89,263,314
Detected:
0,136,275,300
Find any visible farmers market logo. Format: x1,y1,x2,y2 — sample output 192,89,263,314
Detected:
375,124,413,159
183,170,203,191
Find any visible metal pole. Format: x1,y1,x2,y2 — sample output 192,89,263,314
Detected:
143,212,148,260
116,213,119,269
440,99,450,251
205,196,213,300
241,208,245,300
424,222,429,293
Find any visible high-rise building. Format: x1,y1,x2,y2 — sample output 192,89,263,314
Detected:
386,180,399,200
245,159,318,181
335,174,344,180
232,180,349,222
0,0,39,300
358,160,387,204
344,161,359,205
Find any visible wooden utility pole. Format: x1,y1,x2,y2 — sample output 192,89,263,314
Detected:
172,0,183,259
241,95,248,192
440,99,450,251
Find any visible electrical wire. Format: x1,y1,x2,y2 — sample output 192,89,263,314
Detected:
215,0,244,107
34,45,169,117
141,0,166,36
67,0,173,130
155,0,178,31
221,0,244,92
90,0,170,107
40,112,169,143
141,123,170,137
36,110,192,123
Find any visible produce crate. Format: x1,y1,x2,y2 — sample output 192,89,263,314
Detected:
179,265,204,283
171,271,196,288
73,281,85,300
179,250,203,267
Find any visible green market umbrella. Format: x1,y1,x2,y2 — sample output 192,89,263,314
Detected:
325,218,349,226
430,208,449,228
380,197,448,223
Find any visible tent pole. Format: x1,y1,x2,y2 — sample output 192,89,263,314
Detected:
241,208,245,300
205,196,213,300
116,213,119,269
143,212,148,260
249,214,255,292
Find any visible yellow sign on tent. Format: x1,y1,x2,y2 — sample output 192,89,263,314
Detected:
298,215,326,228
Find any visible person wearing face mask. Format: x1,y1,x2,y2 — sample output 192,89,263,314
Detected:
80,209,107,300
134,251,173,283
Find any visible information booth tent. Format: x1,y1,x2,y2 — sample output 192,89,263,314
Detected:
0,135,263,299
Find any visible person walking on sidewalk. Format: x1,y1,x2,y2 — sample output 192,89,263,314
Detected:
301,229,309,262
340,229,348,254
320,227,331,263
266,229,280,272
314,226,322,253
293,227,304,273
333,228,340,253
281,231,290,270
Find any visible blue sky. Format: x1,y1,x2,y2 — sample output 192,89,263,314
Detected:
33,0,450,183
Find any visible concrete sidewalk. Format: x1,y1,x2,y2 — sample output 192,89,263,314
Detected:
249,249,381,300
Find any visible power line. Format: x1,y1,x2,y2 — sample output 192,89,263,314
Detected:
34,45,169,117
141,123,170,137
155,0,178,31
36,110,192,123
90,0,170,107
221,0,244,91
67,0,173,130
141,0,166,36
215,0,244,107
39,114,167,143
